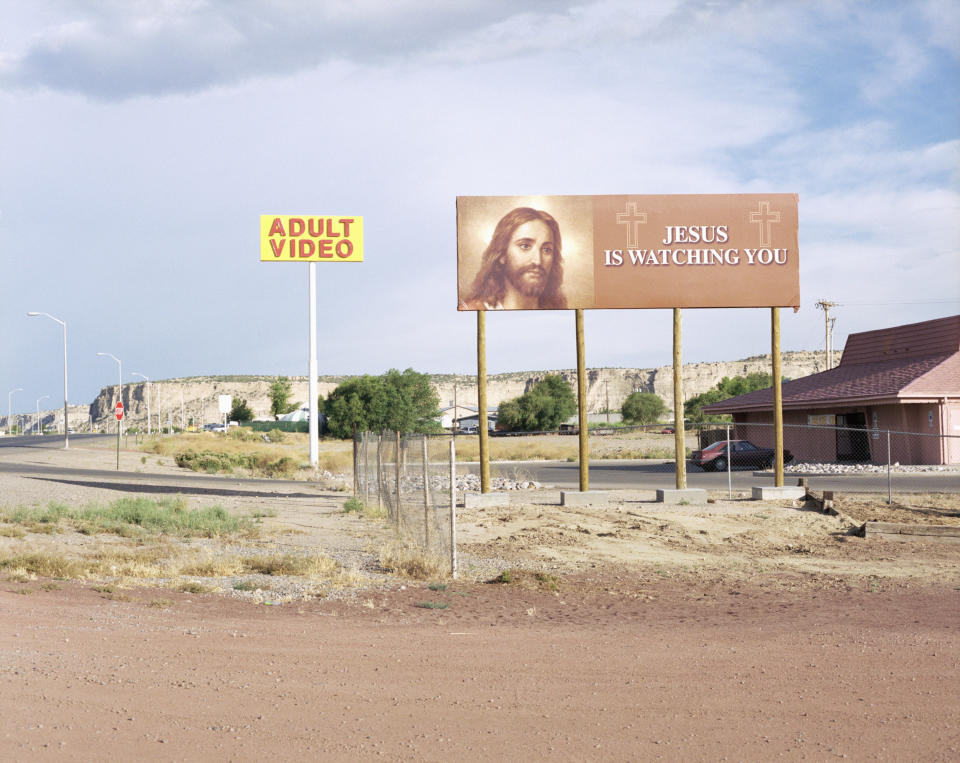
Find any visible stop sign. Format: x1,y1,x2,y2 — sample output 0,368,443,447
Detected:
115,401,124,420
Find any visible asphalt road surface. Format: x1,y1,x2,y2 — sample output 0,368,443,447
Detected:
5,433,959,495
0,434,324,499
482,458,960,494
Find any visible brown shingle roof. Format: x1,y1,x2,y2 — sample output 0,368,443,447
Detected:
704,315,960,414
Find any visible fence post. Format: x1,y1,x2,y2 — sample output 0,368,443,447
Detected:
887,429,892,505
394,431,402,528
422,435,431,550
363,432,370,506
726,423,732,499
450,437,457,579
377,433,383,516
352,429,358,498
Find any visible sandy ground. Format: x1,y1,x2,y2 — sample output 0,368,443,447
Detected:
2,441,959,760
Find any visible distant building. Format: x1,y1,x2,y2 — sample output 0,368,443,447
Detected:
704,315,960,465
441,405,497,432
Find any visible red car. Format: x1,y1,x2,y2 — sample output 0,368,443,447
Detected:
690,439,793,471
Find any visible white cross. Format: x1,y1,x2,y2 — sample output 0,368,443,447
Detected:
616,202,648,247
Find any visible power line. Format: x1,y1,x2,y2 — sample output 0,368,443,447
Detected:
835,299,959,306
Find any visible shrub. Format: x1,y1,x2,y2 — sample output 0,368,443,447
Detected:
497,375,577,432
621,392,667,425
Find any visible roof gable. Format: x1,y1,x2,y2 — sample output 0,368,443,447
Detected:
704,314,960,414
840,315,960,366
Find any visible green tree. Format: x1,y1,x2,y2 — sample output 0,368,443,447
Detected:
269,376,300,419
324,368,441,438
621,391,667,424
229,398,254,423
497,374,577,432
684,373,776,423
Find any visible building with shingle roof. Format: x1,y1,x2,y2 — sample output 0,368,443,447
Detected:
703,315,960,464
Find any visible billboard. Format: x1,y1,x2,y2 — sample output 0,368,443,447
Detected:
260,216,363,262
456,194,798,310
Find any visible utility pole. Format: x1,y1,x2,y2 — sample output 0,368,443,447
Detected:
605,380,610,424
816,300,839,369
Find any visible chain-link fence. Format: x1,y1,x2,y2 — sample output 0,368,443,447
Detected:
354,432,456,576
687,421,959,501
453,423,958,502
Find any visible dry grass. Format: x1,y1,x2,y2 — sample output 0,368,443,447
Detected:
379,542,449,580
451,432,696,462
140,431,353,477
242,553,339,577
0,498,258,540
0,544,348,590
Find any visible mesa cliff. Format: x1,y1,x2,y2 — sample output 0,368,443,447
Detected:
75,350,831,430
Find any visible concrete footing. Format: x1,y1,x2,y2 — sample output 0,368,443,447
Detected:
655,488,707,505
463,492,511,508
560,491,609,507
751,486,806,500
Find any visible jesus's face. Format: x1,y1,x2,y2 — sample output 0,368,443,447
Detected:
501,219,555,297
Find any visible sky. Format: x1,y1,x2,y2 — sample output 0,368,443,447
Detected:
2,0,958,414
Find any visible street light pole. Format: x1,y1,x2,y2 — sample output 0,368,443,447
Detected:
8,387,23,436
27,312,69,449
132,373,150,435
36,395,49,435
97,352,123,436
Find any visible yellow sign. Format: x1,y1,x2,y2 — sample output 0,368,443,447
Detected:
260,216,363,262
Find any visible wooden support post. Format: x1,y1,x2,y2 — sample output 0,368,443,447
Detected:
772,307,784,487
673,308,686,490
576,309,589,492
477,311,490,493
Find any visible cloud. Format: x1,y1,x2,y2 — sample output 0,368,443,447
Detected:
0,0,562,99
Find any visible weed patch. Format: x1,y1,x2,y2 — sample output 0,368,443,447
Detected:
379,543,448,580
0,498,256,539
176,581,217,594
486,568,560,591
415,601,449,610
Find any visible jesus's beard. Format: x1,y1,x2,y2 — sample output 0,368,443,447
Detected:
506,264,548,297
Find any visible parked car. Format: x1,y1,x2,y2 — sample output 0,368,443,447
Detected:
690,439,793,471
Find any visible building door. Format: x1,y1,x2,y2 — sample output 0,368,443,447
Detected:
836,412,869,462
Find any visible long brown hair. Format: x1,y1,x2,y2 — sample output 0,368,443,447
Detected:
464,207,566,309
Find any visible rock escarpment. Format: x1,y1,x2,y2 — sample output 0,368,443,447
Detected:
75,351,830,430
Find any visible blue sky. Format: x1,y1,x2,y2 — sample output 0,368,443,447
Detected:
2,0,958,413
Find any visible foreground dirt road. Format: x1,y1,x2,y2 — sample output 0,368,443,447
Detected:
3,577,959,761
2,440,959,760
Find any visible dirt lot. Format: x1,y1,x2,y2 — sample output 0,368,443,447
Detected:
2,441,959,760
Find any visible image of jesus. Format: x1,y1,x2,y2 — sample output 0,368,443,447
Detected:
459,207,567,310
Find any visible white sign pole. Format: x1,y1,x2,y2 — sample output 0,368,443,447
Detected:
308,262,319,467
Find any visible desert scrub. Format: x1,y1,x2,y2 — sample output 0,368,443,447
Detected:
0,497,256,539
486,569,560,590
342,498,387,520
174,450,299,478
379,543,448,580
140,432,352,475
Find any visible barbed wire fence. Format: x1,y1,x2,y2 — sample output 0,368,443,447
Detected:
354,431,457,578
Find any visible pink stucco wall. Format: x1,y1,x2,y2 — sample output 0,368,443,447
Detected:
731,401,958,465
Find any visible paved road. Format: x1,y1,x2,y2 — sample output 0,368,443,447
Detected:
477,459,960,494
0,433,328,499
5,433,959,495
